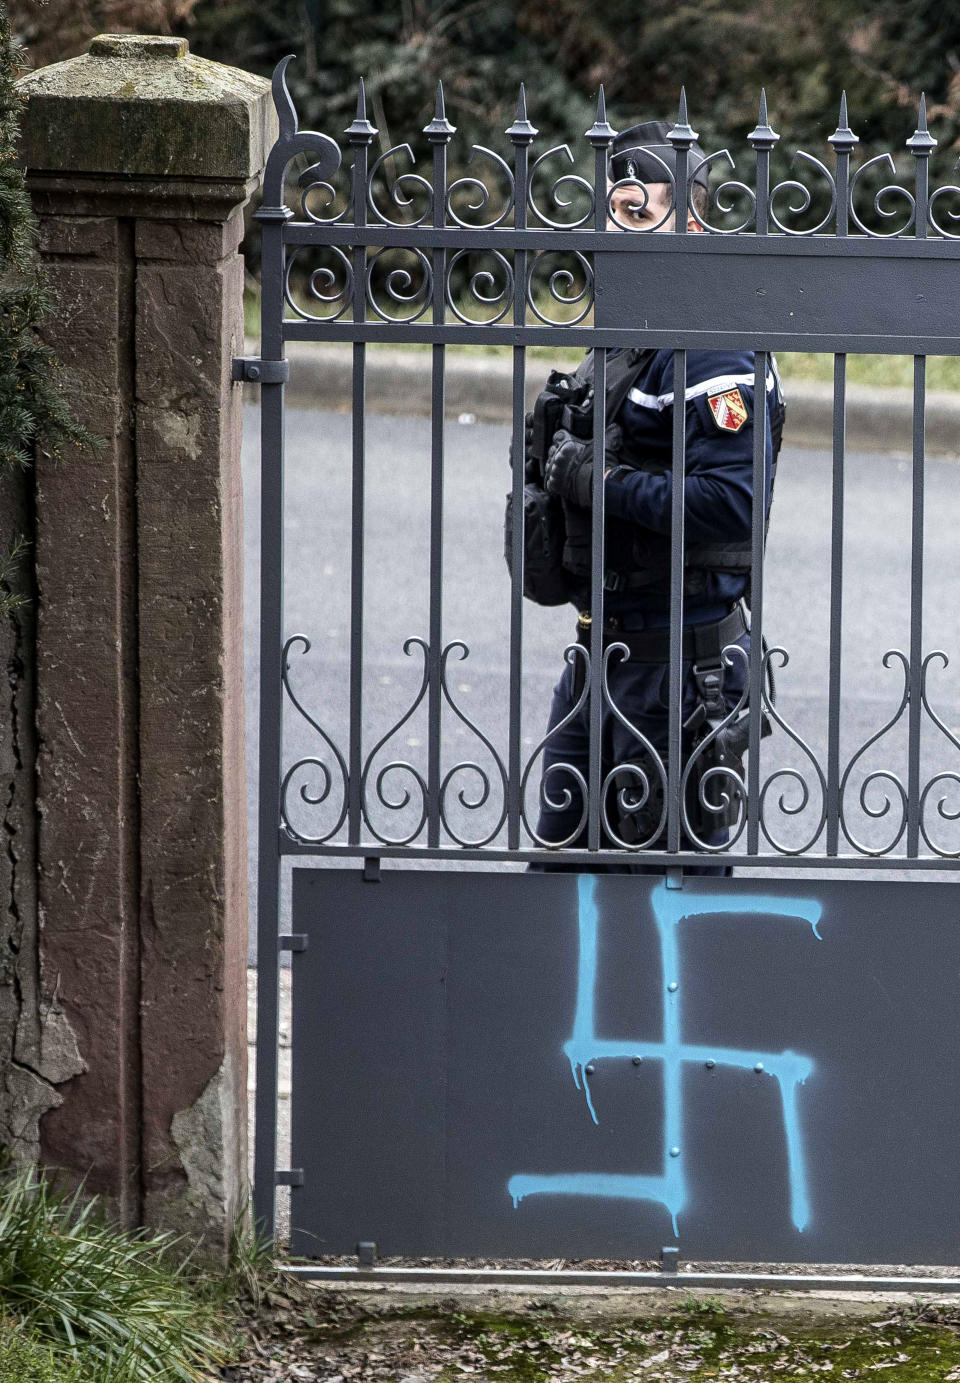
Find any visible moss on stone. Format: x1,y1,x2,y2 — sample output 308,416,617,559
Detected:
16,34,274,181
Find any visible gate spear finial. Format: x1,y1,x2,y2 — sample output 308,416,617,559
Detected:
748,89,780,151
828,91,858,152
506,83,538,142
345,76,377,141
668,86,697,145
424,79,456,140
586,84,616,146
907,92,937,155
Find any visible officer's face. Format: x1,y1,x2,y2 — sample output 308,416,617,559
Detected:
607,180,702,233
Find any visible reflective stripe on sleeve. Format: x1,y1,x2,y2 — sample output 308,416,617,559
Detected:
628,369,776,412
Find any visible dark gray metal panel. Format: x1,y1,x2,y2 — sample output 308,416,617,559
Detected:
595,246,960,342
290,869,960,1266
288,869,448,1257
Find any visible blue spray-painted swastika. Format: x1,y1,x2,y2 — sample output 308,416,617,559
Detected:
508,876,822,1236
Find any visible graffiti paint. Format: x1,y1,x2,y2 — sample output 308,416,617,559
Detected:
508,876,822,1236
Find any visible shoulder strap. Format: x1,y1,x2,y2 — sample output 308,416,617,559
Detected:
575,348,658,423
606,347,658,421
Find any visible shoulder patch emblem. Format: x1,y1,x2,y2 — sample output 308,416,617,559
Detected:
706,386,748,433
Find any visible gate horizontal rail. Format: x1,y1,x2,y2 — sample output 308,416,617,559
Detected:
282,1265,960,1294
278,840,960,870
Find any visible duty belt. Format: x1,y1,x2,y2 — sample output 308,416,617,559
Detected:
574,604,747,665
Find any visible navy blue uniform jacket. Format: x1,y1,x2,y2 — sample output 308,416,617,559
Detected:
602,347,777,629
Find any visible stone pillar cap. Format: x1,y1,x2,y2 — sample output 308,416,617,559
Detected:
88,34,189,59
16,33,275,182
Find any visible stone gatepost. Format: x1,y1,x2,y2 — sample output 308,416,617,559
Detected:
15,33,273,1254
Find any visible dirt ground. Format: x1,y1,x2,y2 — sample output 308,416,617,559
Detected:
223,1280,960,1382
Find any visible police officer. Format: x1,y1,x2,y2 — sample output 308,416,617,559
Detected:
529,120,781,872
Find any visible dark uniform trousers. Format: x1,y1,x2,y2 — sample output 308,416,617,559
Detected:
531,631,749,875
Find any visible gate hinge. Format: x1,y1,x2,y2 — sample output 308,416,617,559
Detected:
280,933,308,953
231,356,290,385
276,1168,304,1187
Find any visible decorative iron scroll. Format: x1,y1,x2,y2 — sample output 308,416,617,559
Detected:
360,637,431,847
438,642,509,848
519,644,591,850
678,644,749,853
600,644,669,851
757,648,828,856
283,246,353,321
262,61,960,244
918,652,960,858
279,626,960,860
839,651,910,857
279,636,348,844
446,249,514,324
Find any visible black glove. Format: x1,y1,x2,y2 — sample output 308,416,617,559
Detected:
543,423,623,508
507,411,539,482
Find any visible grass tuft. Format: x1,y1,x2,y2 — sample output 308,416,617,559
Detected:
220,1196,279,1310
0,1320,88,1383
0,1165,224,1382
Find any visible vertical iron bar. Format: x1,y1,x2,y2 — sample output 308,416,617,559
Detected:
905,102,933,856
828,92,857,237
826,354,846,855
746,350,769,856
665,95,696,854
583,88,616,854
507,87,536,848
426,359,444,847
588,349,607,851
587,85,616,237
252,200,290,1239
345,85,377,845
908,93,935,241
746,91,780,857
748,89,779,235
667,350,687,853
348,344,365,846
425,87,454,848
826,96,855,854
907,354,926,857
667,88,694,236
743,91,777,857
508,348,525,849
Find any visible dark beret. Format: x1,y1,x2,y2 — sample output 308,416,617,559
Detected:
608,120,709,188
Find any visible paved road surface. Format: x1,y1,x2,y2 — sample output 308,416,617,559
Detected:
242,405,960,959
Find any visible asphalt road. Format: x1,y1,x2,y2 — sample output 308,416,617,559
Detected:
242,405,960,957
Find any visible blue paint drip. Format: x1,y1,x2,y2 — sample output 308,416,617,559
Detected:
509,876,821,1237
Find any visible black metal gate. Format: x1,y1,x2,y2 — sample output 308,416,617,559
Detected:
244,61,960,1284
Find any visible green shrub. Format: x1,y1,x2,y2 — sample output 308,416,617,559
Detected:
0,1166,224,1382
0,1320,87,1383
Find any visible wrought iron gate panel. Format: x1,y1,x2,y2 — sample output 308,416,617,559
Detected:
248,59,960,1256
